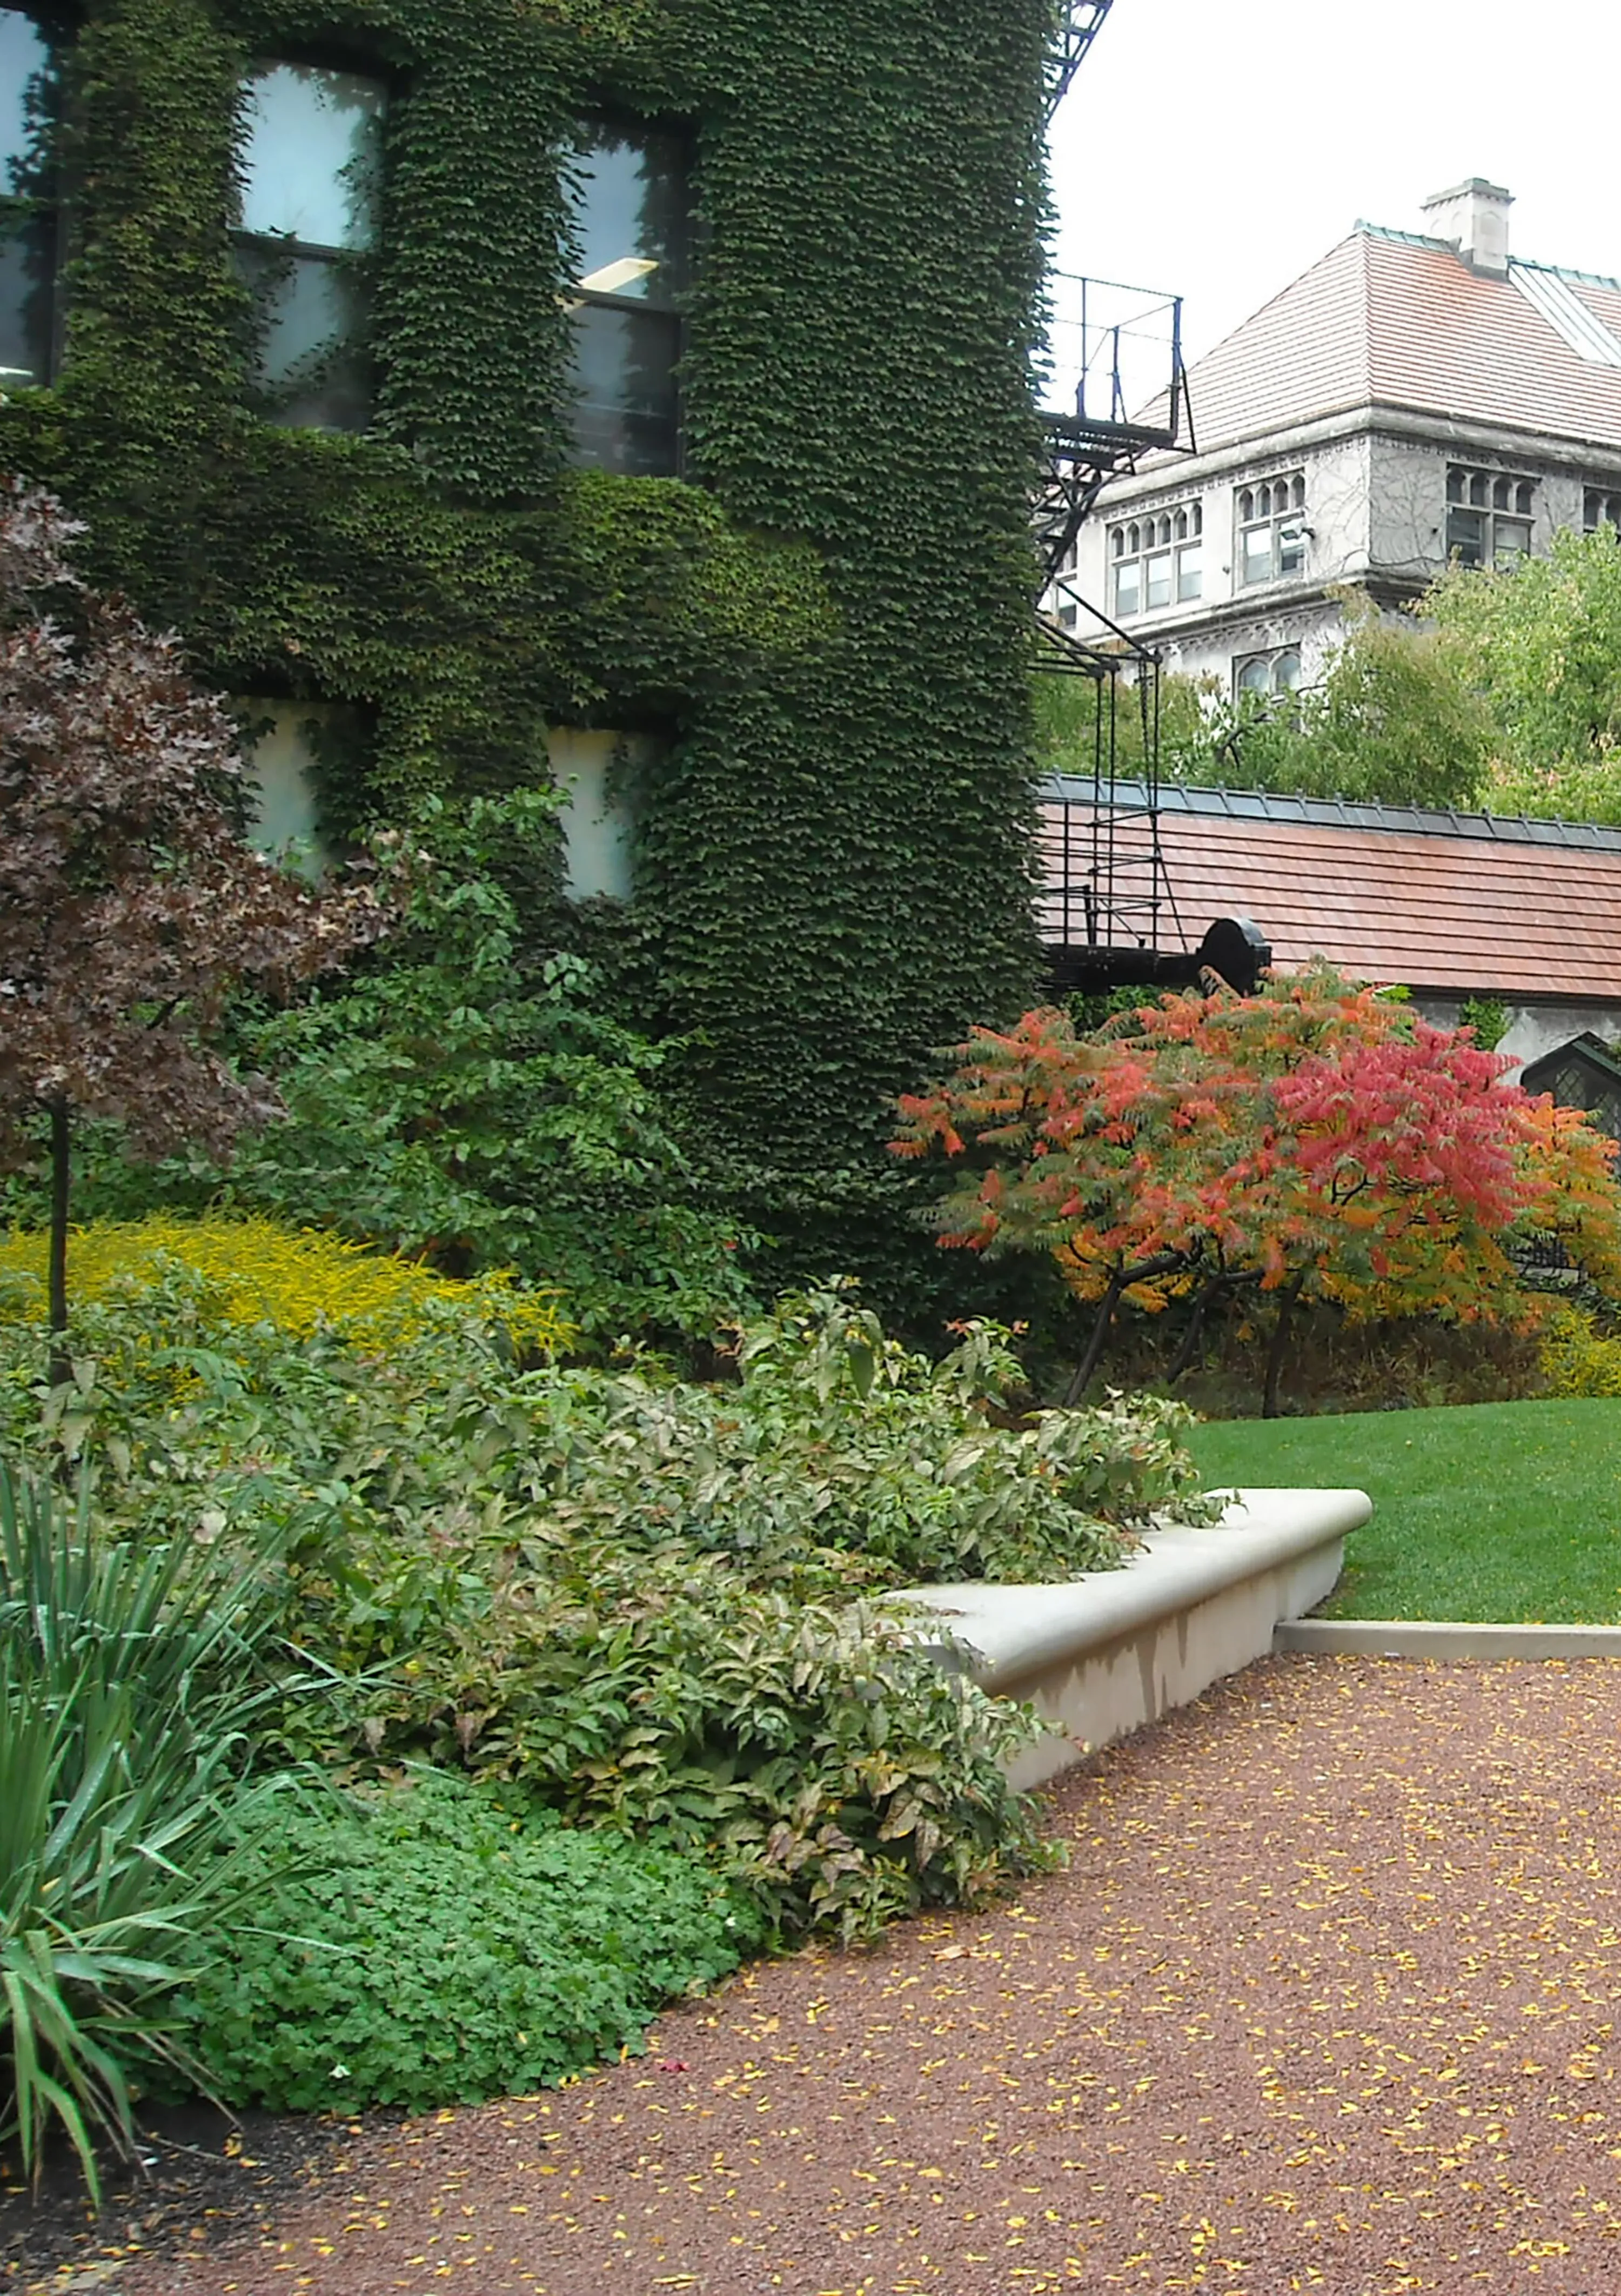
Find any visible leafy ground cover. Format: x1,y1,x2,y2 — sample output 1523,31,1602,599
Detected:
1187,1397,1621,1622
2,1219,1221,2193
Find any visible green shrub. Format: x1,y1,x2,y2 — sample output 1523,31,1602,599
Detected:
0,1271,1214,1941
175,1771,760,2114
0,1462,306,2200
331,1542,1060,1939
1538,1302,1621,1398
0,1214,568,1358
19,792,754,1347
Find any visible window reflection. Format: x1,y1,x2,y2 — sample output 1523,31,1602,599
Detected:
0,8,59,390
237,62,385,431
565,122,691,476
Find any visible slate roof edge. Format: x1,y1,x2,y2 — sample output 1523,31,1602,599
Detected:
1038,775,1621,853
1353,223,1621,296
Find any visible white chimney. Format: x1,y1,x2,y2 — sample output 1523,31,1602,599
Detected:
1419,178,1513,275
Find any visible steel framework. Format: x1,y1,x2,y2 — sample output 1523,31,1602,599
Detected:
1033,273,1189,597
1044,0,1115,124
1029,269,1214,983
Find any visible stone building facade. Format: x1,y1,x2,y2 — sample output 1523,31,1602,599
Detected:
1048,180,1621,699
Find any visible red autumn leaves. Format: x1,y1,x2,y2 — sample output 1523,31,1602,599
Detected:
894,968,1621,1339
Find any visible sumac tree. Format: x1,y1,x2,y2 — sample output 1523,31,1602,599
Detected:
894,968,1621,1413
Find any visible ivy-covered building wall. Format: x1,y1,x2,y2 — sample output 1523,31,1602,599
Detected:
3,0,1050,1282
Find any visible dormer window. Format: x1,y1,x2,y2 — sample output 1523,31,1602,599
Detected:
237,62,386,431
564,119,691,477
1109,501,1202,618
1236,473,1307,586
0,7,62,391
1446,465,1533,567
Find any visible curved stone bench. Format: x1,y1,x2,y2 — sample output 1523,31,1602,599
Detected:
900,1487,1371,1788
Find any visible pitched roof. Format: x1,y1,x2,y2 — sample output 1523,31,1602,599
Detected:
1157,227,1621,456
1037,781,1621,1001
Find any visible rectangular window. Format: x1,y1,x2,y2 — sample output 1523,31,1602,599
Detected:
564,120,691,477
1106,499,1202,620
237,62,386,431
0,8,61,390
1445,464,1536,567
1445,505,1486,567
1235,472,1308,587
1241,525,1274,584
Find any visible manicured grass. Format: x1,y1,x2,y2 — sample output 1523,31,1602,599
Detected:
1185,1399,1621,1623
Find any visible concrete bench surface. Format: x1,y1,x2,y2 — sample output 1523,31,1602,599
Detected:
900,1487,1371,1788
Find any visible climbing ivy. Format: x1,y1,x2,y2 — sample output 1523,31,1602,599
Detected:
4,0,1050,1308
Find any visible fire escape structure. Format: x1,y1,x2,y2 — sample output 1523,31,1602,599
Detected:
1032,6,1269,994
1043,0,1115,125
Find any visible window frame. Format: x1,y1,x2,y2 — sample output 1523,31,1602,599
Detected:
1584,484,1621,535
1234,473,1308,590
1107,499,1203,620
563,112,693,480
1233,646,1303,702
233,55,390,433
0,4,66,392
1445,464,1536,568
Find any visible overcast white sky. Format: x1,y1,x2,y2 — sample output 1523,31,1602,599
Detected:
1047,0,1621,368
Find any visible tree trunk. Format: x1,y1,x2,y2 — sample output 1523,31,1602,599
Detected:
47,1096,71,1391
1061,1251,1189,1408
1261,1272,1306,1420
1167,1276,1218,1385
1062,1273,1123,1408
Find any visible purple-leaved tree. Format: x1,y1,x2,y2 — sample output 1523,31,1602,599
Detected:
0,477,388,1384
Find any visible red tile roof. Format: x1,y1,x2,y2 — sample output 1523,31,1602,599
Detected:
1153,228,1621,456
1037,787,1621,1001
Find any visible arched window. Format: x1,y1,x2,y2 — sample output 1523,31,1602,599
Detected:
1234,646,1303,700
1107,498,1205,617
1237,470,1308,585
1445,463,1535,565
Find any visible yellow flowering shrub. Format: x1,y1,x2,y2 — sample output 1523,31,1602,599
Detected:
1537,1302,1621,1400
0,1215,568,1357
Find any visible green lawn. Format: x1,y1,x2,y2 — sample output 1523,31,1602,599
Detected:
1185,1399,1621,1623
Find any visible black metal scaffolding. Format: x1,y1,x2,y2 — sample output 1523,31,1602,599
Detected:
1031,271,1197,984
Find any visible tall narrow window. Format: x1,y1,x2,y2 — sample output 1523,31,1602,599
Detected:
1107,500,1202,618
1236,473,1308,587
237,62,385,431
0,8,61,391
564,120,691,477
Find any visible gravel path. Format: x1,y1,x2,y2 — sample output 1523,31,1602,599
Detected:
31,1653,1621,2296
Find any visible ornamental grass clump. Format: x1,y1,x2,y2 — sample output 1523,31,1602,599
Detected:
0,1460,304,2202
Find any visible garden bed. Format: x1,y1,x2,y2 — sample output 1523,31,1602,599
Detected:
903,1486,1370,1785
